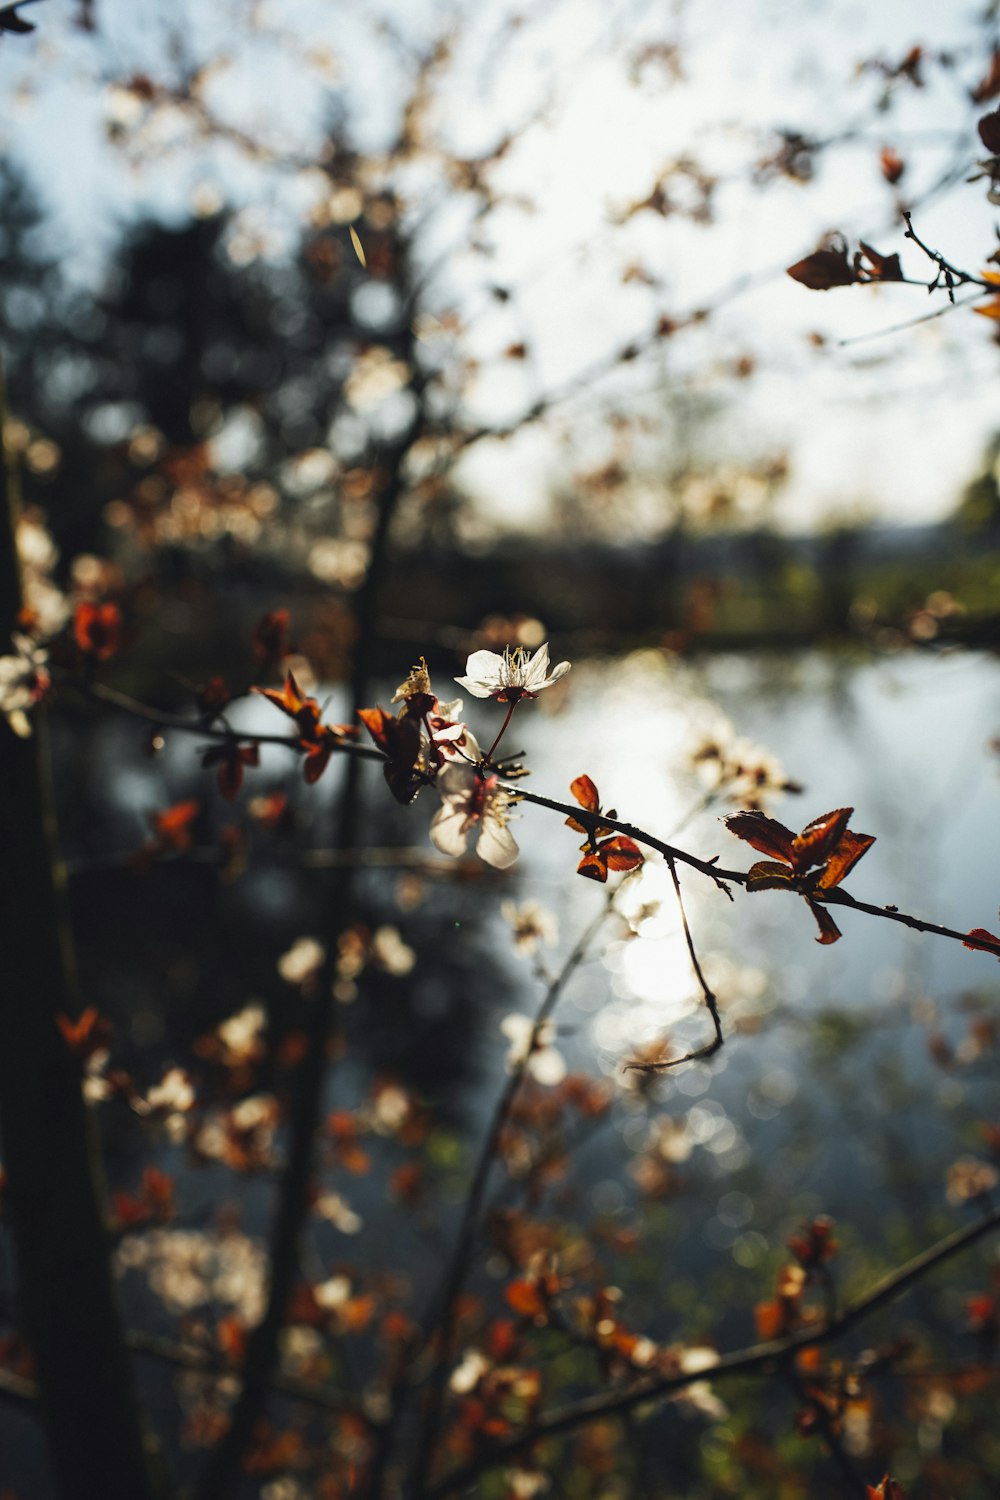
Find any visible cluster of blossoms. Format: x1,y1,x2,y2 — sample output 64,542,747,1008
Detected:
0,634,50,738
353,643,570,870
1,509,126,736
688,709,801,811
0,512,66,735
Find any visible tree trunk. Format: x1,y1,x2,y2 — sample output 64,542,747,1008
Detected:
0,374,163,1500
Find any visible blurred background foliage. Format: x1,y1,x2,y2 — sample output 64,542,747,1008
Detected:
3,2,1000,1498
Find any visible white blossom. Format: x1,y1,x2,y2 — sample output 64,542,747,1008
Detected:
370,925,416,976
455,642,570,702
277,936,326,986
144,1067,196,1116
314,1191,363,1234
501,899,558,955
449,1349,490,1394
500,1013,567,1086
430,762,519,869
0,635,49,736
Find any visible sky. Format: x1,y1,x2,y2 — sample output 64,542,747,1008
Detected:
0,0,998,534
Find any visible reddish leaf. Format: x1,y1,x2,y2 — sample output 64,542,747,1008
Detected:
790,807,853,872
964,928,1000,958
302,737,334,785
806,898,842,945
56,1006,110,1058
486,1318,519,1361
600,835,644,871
569,774,601,812
816,828,875,887
754,1298,789,1340
253,671,322,739
150,799,201,851
358,705,392,747
202,743,259,802
505,1279,548,1320
866,1477,907,1500
358,706,423,802
74,601,123,661
722,810,797,864
577,851,609,883
217,1316,247,1364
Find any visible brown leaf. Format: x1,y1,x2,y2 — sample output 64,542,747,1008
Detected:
816,828,875,888
790,807,853,872
754,1298,790,1341
601,835,643,871
979,109,1000,155
570,774,601,812
858,241,904,282
806,898,842,945
787,241,859,290
879,145,905,184
252,609,290,664
506,1279,548,1320
722,809,796,863
745,859,798,892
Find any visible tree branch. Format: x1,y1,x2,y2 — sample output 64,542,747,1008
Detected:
424,1201,1000,1497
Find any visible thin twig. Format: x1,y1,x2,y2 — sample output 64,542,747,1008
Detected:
399,888,622,1499
64,677,383,761
627,856,724,1073
838,288,988,345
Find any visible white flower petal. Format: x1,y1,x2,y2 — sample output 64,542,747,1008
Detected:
430,800,472,857
476,815,519,869
437,761,476,797
500,1013,533,1061
454,648,505,698
521,642,551,688
528,1047,567,1086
